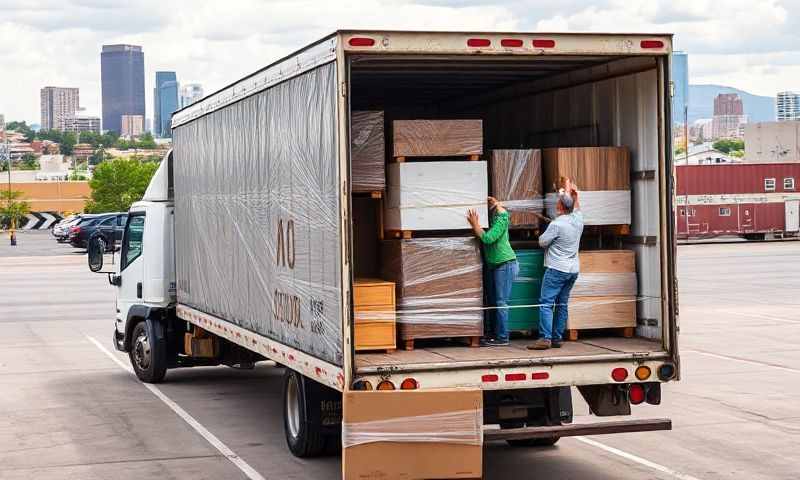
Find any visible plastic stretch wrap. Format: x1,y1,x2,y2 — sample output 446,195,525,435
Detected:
385,161,488,231
571,272,638,297
490,149,544,228
541,147,631,191
342,409,483,448
392,119,483,158
350,111,385,192
172,63,344,366
545,191,631,225
381,237,484,340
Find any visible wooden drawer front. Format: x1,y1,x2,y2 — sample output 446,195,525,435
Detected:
355,321,396,351
354,304,395,323
353,283,395,307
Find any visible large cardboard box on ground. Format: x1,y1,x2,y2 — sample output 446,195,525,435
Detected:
568,250,637,331
351,111,386,192
490,149,543,228
385,161,488,232
392,119,483,158
542,147,631,225
342,389,483,480
381,237,484,344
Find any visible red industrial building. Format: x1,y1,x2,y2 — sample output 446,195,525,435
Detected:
675,163,800,239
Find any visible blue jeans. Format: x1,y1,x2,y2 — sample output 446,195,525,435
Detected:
491,260,519,342
538,268,579,341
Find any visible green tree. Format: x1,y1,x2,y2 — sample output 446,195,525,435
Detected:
713,139,744,154
85,158,159,213
0,190,30,230
60,131,77,156
136,132,157,149
20,153,39,170
6,121,35,142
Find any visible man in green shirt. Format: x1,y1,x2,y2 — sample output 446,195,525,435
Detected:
467,197,518,346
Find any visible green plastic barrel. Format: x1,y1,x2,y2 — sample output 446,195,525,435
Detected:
508,249,545,334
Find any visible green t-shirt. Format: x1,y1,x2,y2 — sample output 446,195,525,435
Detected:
480,210,516,268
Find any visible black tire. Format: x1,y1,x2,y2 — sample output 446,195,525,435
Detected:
507,437,560,447
283,369,328,458
129,321,167,383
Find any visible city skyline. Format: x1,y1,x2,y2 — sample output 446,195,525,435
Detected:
1,0,798,124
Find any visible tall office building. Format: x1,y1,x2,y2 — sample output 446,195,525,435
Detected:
671,52,689,126
101,44,145,134
712,93,747,139
154,71,178,138
180,83,204,108
40,87,79,131
777,92,800,121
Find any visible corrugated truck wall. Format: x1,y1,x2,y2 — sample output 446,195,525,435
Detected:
172,62,345,366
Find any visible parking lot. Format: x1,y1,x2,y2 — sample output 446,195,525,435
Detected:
1,230,799,479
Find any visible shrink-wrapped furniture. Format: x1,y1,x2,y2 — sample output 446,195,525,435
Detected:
542,147,631,225
392,119,483,158
384,161,488,232
381,237,484,349
490,149,543,228
351,111,385,192
567,250,637,338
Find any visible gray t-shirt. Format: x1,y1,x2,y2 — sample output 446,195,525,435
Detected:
539,210,584,274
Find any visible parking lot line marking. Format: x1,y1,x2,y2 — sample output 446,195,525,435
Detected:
574,437,703,480
86,335,266,480
683,349,800,373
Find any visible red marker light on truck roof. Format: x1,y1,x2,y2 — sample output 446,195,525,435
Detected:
467,38,491,47
348,37,375,47
532,39,556,48
482,374,499,382
501,39,523,48
640,40,664,49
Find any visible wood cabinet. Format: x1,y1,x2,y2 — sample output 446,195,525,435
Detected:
353,278,396,352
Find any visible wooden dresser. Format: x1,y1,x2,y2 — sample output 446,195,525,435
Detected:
353,278,396,352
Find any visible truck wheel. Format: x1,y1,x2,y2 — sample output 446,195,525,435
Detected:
129,321,167,383
283,369,328,458
507,437,560,447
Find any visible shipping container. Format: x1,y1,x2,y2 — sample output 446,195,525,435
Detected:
676,163,800,239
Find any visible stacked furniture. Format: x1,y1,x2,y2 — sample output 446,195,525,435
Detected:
351,111,386,194
392,119,483,160
353,278,397,352
542,147,631,227
566,250,638,340
490,149,544,229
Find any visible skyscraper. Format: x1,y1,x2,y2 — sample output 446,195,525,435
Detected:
180,83,204,108
40,87,79,131
712,93,747,139
671,52,689,126
777,92,800,121
154,71,178,138
101,44,145,134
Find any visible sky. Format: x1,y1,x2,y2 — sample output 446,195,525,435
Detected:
1,0,798,124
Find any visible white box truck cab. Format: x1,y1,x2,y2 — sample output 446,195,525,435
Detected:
88,30,679,461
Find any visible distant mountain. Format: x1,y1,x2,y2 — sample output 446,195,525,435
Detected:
687,85,775,124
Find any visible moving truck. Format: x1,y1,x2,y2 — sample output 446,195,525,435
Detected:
88,30,679,473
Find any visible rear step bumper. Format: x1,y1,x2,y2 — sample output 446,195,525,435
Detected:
485,418,672,441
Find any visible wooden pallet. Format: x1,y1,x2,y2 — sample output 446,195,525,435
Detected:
402,335,481,351
566,326,634,341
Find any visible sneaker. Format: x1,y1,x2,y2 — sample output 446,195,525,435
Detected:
551,340,563,348
527,339,552,350
481,338,510,347
479,337,496,347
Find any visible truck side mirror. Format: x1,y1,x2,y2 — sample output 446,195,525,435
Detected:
88,235,105,272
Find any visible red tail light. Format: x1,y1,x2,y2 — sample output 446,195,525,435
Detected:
348,37,375,47
531,372,550,380
611,368,628,382
505,373,526,381
640,40,664,49
532,39,556,48
629,384,645,404
467,38,491,47
400,378,418,390
482,374,499,382
501,39,523,48
70,226,81,234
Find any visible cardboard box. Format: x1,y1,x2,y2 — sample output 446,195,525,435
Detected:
342,389,483,480
393,119,483,158
385,161,488,232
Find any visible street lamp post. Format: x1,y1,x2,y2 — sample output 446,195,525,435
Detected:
1,116,15,245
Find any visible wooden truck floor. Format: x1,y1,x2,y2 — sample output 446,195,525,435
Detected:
355,336,662,371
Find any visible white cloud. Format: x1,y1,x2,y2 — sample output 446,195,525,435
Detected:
1,0,797,124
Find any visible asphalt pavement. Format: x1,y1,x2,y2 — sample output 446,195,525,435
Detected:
1,230,799,479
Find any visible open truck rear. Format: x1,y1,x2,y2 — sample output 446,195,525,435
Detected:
104,30,679,478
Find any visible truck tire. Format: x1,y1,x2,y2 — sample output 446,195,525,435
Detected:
283,369,328,458
507,437,560,447
129,321,167,383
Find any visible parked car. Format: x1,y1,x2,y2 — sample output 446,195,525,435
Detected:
52,215,84,242
68,213,127,250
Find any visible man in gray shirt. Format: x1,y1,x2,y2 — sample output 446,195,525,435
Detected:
529,184,584,350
